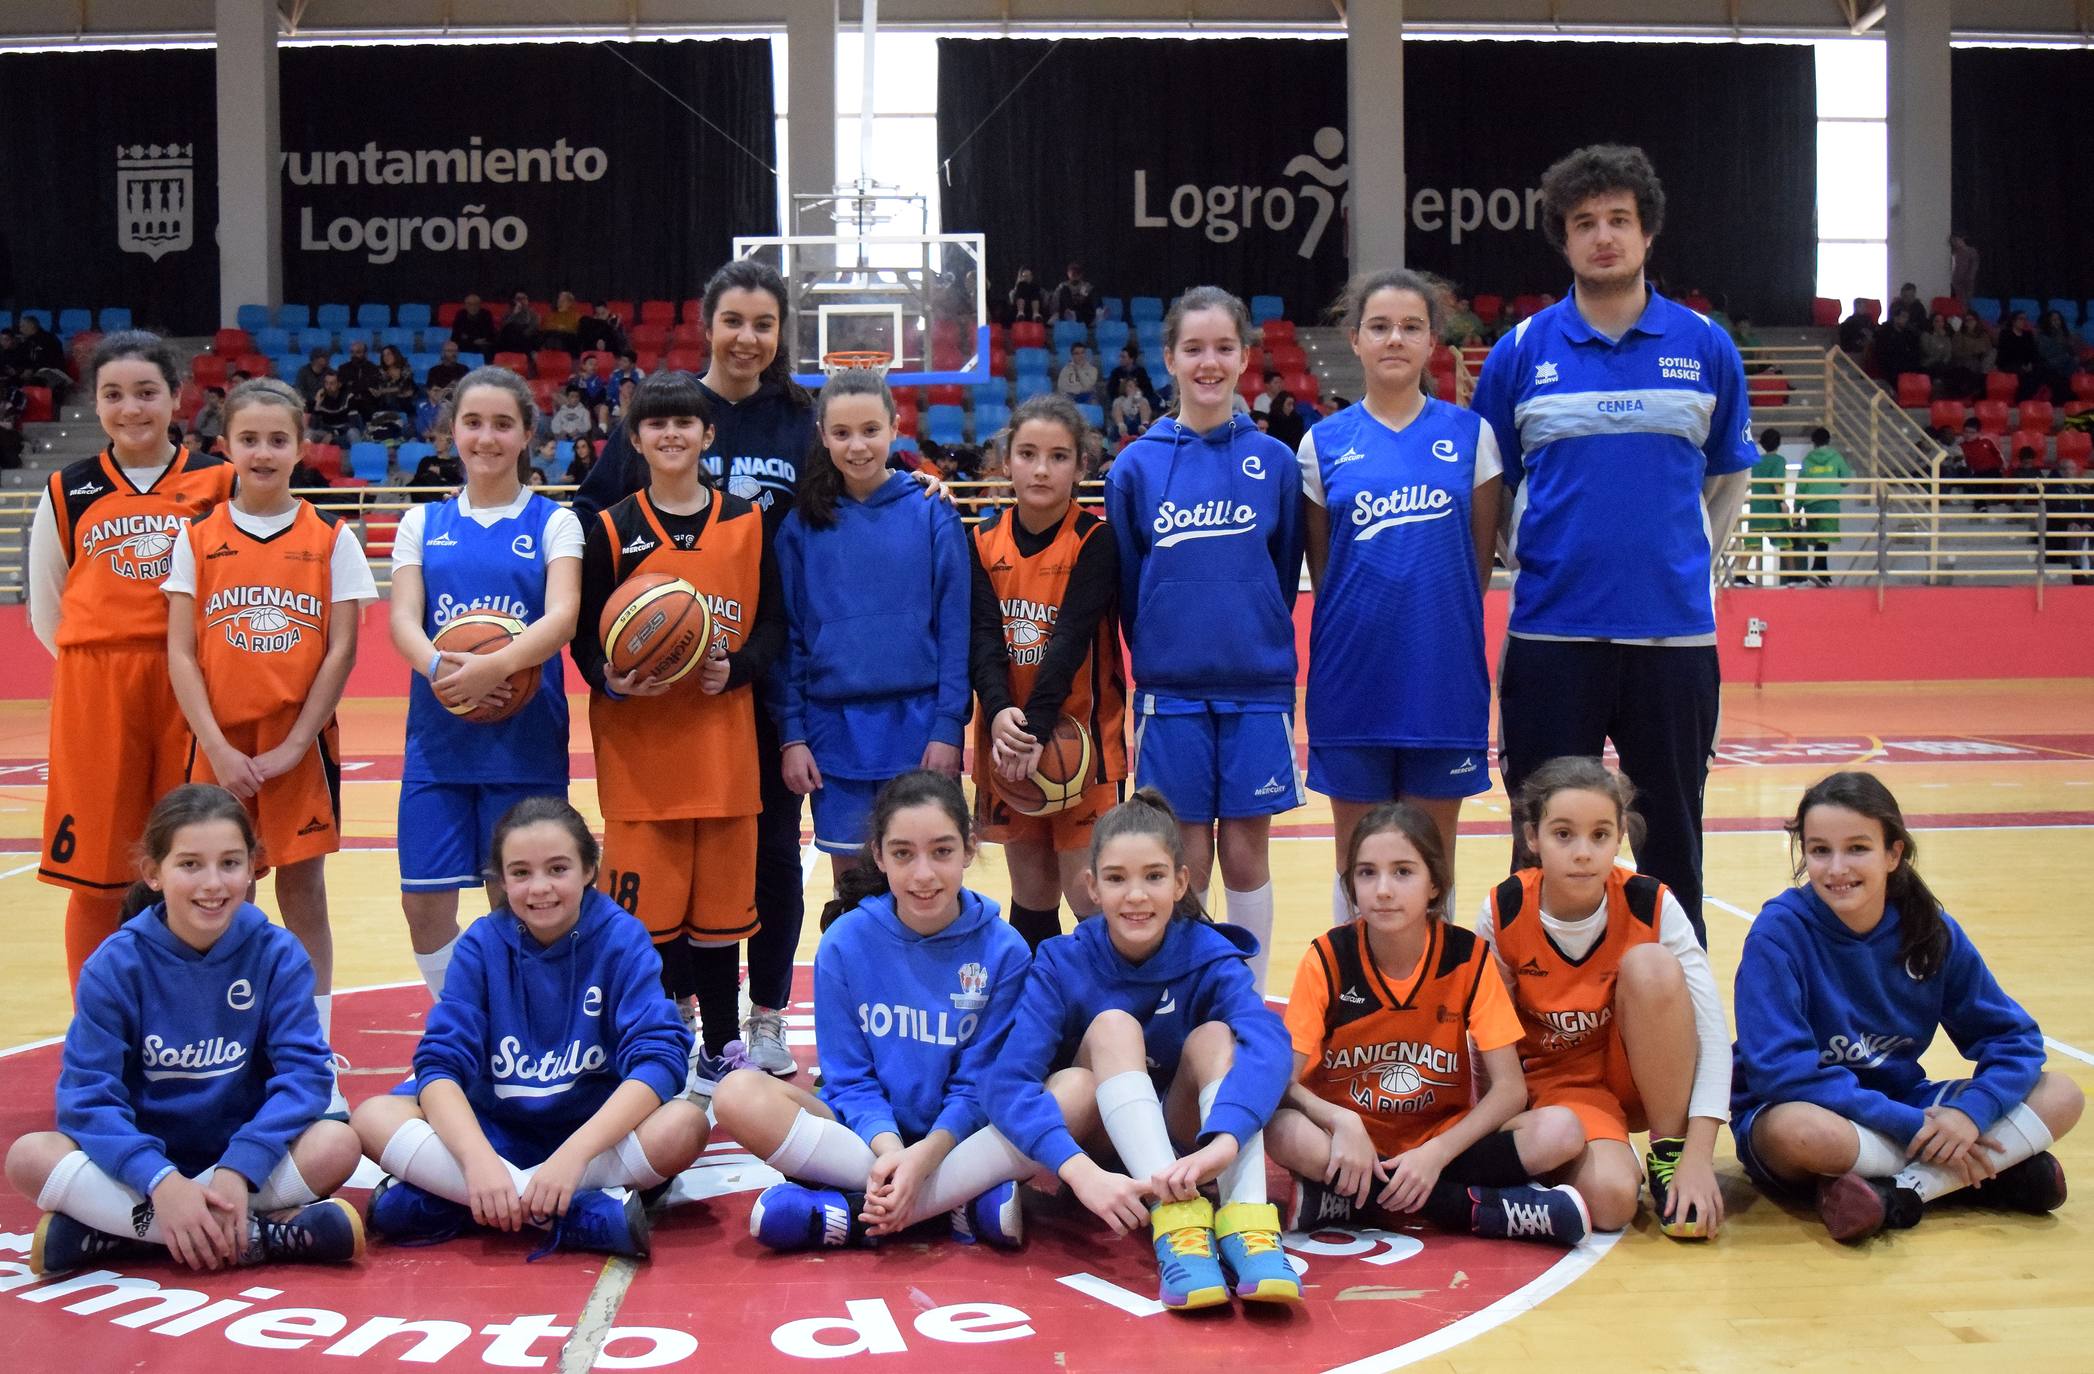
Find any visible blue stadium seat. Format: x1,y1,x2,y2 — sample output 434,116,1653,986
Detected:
97,307,133,332
0,311,10,330
355,303,391,330
295,326,334,355
1969,297,2001,324
1249,295,1285,325
395,440,436,471
347,442,391,483
18,308,52,330
1135,321,1165,351
1144,363,1172,395
396,303,433,330
972,379,1010,406
408,352,438,384
1052,319,1088,350
339,327,374,350
458,351,485,369
553,440,575,469
316,304,352,330
2046,298,2079,326
380,327,417,353
2007,297,2041,322
1014,373,1052,402
926,405,968,445
1129,296,1165,324
276,303,311,330
1014,346,1050,373
1096,320,1131,358
1077,403,1105,429
421,325,451,348
255,327,291,355
973,402,1011,436
893,434,920,455
272,354,303,380
57,308,92,337
232,305,269,335
1096,296,1124,323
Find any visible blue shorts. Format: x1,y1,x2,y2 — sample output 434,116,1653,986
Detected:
1307,744,1491,802
399,780,560,891
388,1079,572,1168
1131,701,1302,824
1733,1078,1972,1195
811,775,883,855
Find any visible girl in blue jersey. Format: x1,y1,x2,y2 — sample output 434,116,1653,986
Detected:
351,797,707,1259
6,784,363,1276
387,366,583,999
1298,272,1501,923
1733,771,2082,1243
985,790,1298,1312
775,368,971,868
712,770,1036,1250
1104,287,1304,991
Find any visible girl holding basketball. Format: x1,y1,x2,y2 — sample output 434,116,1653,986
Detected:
1732,771,2081,1243
985,790,1299,1312
6,784,363,1276
28,331,236,990
1298,272,1500,920
776,368,971,867
352,797,707,1259
1103,287,1304,990
1270,802,1589,1247
713,770,1036,1250
165,378,377,1109
1477,757,1730,1238
388,366,582,999
969,393,1127,948
571,370,784,1093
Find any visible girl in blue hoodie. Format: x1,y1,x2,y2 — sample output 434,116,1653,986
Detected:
985,789,1298,1312
6,783,364,1276
1104,287,1304,993
351,797,707,1259
1733,771,2082,1243
712,770,1036,1250
775,368,972,866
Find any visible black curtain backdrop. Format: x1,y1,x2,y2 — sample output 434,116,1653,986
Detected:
938,37,1815,323
1951,47,2093,303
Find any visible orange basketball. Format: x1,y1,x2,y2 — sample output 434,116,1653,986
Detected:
993,716,1094,817
431,612,539,724
600,572,714,687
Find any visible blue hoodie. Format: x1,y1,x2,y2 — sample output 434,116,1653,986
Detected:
774,470,972,778
1731,886,2046,1141
60,903,332,1197
813,889,1033,1147
1103,412,1304,705
985,915,1291,1173
413,888,691,1148
571,376,817,522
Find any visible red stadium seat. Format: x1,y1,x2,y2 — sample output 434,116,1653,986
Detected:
213,328,253,356
1267,343,1308,373
930,340,965,371
437,301,463,327
235,352,272,377
628,323,669,352
305,443,344,482
1511,293,1546,319
665,348,705,373
1856,298,1882,324
1749,374,1791,406
669,323,706,348
581,350,617,374
1986,371,2019,402
175,381,204,422
2066,401,2094,419
633,350,662,373
2072,373,2094,402
639,300,676,326
533,349,573,379
20,385,52,422
486,301,510,325
987,322,1007,349
1975,399,2010,435
1261,320,1297,345
1283,370,1320,405
1011,322,1047,348
492,351,530,376
603,300,635,324
927,384,965,407
1931,296,1965,320
679,298,705,324
1237,373,1265,401
1929,400,1968,432
1812,296,1840,328
1896,373,1931,408
363,516,399,558
527,379,559,413
191,354,229,387
2009,433,2049,468
1472,295,1504,325
2056,430,2092,465
2019,400,2055,434
990,347,1011,378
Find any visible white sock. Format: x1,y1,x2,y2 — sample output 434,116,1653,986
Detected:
377,1115,531,1203
1097,1069,1176,1182
413,937,457,998
1330,873,1351,927
1200,1079,1267,1206
904,1127,1036,1226
1225,881,1276,990
765,1109,877,1189
1850,1122,1907,1177
1893,1101,2054,1203
253,1152,320,1211
313,994,333,1046
38,1150,161,1242
578,1132,667,1191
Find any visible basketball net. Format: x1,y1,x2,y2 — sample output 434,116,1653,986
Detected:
819,350,894,378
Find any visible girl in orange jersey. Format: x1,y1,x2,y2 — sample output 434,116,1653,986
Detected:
1271,803,1589,1245
28,332,236,989
165,378,378,1112
1476,757,1731,1238
969,393,1127,948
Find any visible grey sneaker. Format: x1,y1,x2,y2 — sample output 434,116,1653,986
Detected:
742,1007,798,1077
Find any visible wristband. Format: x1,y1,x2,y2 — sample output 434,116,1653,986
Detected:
145,1164,178,1195
427,649,444,681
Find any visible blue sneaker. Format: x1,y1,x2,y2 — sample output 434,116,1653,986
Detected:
1469,1183,1591,1248
245,1198,365,1265
1215,1201,1301,1303
527,1189,649,1262
687,1041,754,1098
367,1176,470,1246
750,1182,870,1251
1150,1198,1229,1311
950,1179,1024,1249
30,1212,147,1276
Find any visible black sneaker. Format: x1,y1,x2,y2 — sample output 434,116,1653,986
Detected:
30,1212,148,1276
244,1198,366,1264
1970,1152,2068,1214
1816,1173,1921,1243
1285,1175,1358,1231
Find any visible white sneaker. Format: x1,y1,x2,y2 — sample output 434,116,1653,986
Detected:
742,1007,797,1077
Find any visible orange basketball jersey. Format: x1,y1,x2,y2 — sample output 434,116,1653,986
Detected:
970,503,1128,784
49,448,236,650
1487,867,1665,1085
590,490,766,820
184,501,343,726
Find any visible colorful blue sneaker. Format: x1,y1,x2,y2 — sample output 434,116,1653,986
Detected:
30,1212,147,1276
950,1179,1024,1249
245,1198,365,1265
367,1176,470,1246
1150,1198,1229,1311
750,1182,870,1251
687,1041,754,1099
1215,1201,1302,1303
526,1189,649,1262
1469,1183,1591,1248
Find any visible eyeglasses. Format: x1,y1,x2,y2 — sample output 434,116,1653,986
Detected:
1359,319,1432,344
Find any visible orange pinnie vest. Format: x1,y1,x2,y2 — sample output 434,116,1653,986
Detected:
183,501,342,726
50,448,235,650
1488,867,1664,1083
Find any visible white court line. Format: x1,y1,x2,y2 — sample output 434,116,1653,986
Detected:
0,861,37,880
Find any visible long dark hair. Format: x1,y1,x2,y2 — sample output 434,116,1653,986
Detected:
819,770,974,929
122,783,260,919
795,368,896,530
1342,801,1451,922
700,258,813,409
1787,771,1949,979
1087,788,1209,921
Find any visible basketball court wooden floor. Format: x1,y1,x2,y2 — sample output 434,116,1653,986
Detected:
0,680,2087,1372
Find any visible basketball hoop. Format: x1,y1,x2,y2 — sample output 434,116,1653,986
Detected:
820,350,894,377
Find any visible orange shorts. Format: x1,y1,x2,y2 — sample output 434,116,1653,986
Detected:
1526,1031,1646,1146
185,714,343,869
975,779,1120,854
601,814,760,944
42,645,192,891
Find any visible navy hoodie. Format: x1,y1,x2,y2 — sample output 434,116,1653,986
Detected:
774,470,972,778
571,376,817,523
60,903,332,1196
985,915,1291,1173
1731,886,2045,1141
813,889,1033,1146
1103,412,1304,705
413,888,691,1145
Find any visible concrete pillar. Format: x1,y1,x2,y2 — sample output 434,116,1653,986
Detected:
782,0,837,232
1886,0,1951,298
214,0,280,322
1346,0,1404,272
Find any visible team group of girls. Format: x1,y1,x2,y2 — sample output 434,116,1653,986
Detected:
9,266,2080,1300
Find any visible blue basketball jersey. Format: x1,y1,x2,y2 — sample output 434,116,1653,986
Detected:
403,492,570,785
1299,398,1496,750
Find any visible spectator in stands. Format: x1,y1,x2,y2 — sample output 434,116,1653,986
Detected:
1265,388,1307,451
449,292,498,355
189,386,227,454
1107,374,1153,444
550,385,592,442
0,373,25,470
378,342,410,375
1056,342,1100,402
289,451,331,490
1959,416,2005,509
368,360,418,440
575,300,625,356
336,339,384,416
612,376,637,424
1891,282,1928,332
293,346,332,406
1442,297,1483,347
574,352,614,430
12,316,69,400
1838,297,1876,360
609,350,645,394
541,290,583,352
1947,309,1994,398
415,380,448,441
2045,457,2092,583
2037,310,2079,402
1106,344,1155,407
495,290,540,354
1794,427,1851,583
1872,308,1921,388
1918,311,1953,383
1995,310,2042,401
565,436,597,486
1949,231,1979,304
1052,261,1098,323
425,338,467,393
306,370,358,445
1747,427,1793,585
531,438,560,480
1252,370,1284,417
407,441,459,499
0,326,22,383
1006,267,1045,324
